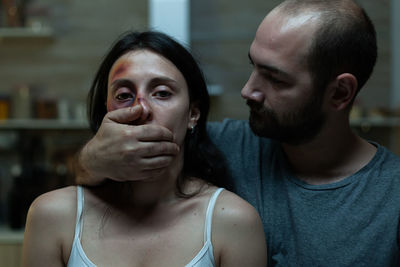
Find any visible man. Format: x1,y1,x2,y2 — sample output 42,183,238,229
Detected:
77,0,400,265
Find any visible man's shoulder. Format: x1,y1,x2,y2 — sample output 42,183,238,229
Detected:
207,118,265,142
206,119,266,153
366,144,400,188
206,119,277,164
207,119,250,133
375,144,400,169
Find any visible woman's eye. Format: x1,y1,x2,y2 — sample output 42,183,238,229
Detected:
115,92,135,101
154,90,172,98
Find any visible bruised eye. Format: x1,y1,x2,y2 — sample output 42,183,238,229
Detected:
116,92,135,100
114,87,136,102
110,79,136,102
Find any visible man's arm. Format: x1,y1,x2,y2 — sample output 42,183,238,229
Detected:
76,106,180,185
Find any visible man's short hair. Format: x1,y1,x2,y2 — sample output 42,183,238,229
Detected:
279,0,377,98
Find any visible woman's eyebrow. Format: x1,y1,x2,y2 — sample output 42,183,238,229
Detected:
110,76,179,88
150,76,179,85
110,78,134,88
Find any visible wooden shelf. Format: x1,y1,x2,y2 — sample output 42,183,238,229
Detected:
0,119,89,130
0,26,54,41
0,227,24,244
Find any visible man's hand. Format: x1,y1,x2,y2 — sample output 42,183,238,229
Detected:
76,105,180,185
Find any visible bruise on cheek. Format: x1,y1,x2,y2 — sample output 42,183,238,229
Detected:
107,101,119,112
107,96,137,112
107,89,139,112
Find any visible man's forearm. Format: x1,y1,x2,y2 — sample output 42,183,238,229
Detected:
74,144,106,186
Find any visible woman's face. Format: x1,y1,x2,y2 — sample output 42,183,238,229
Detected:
107,49,199,147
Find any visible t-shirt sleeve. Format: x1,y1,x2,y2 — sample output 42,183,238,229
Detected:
207,119,250,155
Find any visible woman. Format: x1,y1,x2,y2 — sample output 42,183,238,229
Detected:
22,31,267,266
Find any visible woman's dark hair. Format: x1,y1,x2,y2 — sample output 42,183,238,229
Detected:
87,31,228,196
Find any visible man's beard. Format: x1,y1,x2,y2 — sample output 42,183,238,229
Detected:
247,94,325,145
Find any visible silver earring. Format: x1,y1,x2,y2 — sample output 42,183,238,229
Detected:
190,125,196,134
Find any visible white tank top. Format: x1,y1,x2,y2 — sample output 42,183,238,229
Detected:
67,186,224,267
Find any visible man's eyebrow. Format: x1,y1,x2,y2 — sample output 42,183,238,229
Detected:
248,53,291,79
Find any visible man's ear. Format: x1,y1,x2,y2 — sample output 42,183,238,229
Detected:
328,73,358,111
188,104,201,129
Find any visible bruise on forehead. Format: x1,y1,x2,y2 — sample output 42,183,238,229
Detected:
110,61,131,82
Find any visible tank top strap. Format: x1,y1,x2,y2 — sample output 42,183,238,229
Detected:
74,186,85,239
203,188,224,243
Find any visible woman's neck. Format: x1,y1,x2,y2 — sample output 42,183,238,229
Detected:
98,153,187,208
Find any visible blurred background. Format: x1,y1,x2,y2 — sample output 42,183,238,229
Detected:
0,0,397,265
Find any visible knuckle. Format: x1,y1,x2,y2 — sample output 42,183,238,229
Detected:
122,128,134,138
140,126,149,137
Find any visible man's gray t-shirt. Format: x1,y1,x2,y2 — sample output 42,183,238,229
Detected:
208,119,400,266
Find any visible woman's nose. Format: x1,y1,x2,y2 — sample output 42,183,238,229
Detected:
134,97,152,123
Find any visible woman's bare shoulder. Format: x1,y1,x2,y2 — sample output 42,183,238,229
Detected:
183,180,261,225
213,189,261,225
211,189,267,266
23,187,78,266
27,186,78,225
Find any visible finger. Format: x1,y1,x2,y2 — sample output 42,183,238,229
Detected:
140,156,176,170
135,125,177,142
138,141,180,157
121,142,179,160
105,105,143,124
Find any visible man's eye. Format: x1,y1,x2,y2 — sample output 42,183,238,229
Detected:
270,77,284,84
263,73,286,86
116,92,134,100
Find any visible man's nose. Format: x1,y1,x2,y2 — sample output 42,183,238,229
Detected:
241,72,265,103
